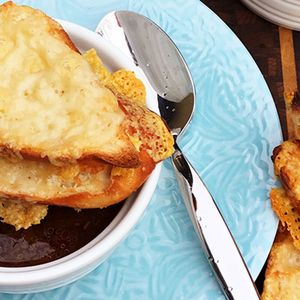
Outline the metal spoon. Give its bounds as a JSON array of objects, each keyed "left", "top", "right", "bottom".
[{"left": 96, "top": 11, "right": 260, "bottom": 300}]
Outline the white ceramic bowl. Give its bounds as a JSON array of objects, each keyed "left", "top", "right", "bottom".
[
  {"left": 0, "top": 20, "right": 161, "bottom": 294},
  {"left": 241, "top": 0, "right": 300, "bottom": 30}
]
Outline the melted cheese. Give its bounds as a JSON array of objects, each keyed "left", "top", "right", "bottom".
[
  {"left": 0, "top": 5, "right": 132, "bottom": 164},
  {"left": 0, "top": 158, "right": 112, "bottom": 199}
]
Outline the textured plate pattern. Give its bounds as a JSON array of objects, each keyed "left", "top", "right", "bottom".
[{"left": 0, "top": 0, "right": 282, "bottom": 299}]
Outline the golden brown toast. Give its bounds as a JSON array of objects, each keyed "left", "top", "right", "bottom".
[
  {"left": 262, "top": 227, "right": 300, "bottom": 300},
  {"left": 263, "top": 92, "right": 300, "bottom": 298},
  {"left": 0, "top": 150, "right": 154, "bottom": 209},
  {"left": 0, "top": 1, "right": 139, "bottom": 167},
  {"left": 0, "top": 3, "right": 174, "bottom": 229},
  {"left": 0, "top": 41, "right": 171, "bottom": 210},
  {"left": 272, "top": 140, "right": 300, "bottom": 212},
  {"left": 270, "top": 188, "right": 300, "bottom": 251},
  {"left": 0, "top": 157, "right": 111, "bottom": 205},
  {"left": 0, "top": 42, "right": 171, "bottom": 213}
]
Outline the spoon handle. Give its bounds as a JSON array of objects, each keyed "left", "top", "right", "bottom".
[{"left": 172, "top": 144, "right": 260, "bottom": 300}]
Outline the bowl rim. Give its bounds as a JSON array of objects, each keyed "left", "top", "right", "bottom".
[
  {"left": 241, "top": 0, "right": 300, "bottom": 30},
  {"left": 0, "top": 19, "right": 161, "bottom": 287}
]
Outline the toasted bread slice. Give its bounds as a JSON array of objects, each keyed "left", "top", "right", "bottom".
[
  {"left": 46, "top": 150, "right": 155, "bottom": 208},
  {"left": 262, "top": 227, "right": 300, "bottom": 300},
  {"left": 263, "top": 91, "right": 300, "bottom": 298},
  {"left": 270, "top": 188, "right": 300, "bottom": 251},
  {"left": 0, "top": 4, "right": 173, "bottom": 225},
  {"left": 0, "top": 157, "right": 111, "bottom": 202},
  {"left": 272, "top": 140, "right": 300, "bottom": 211},
  {"left": 0, "top": 150, "right": 154, "bottom": 209},
  {"left": 0, "top": 1, "right": 139, "bottom": 167},
  {"left": 0, "top": 100, "right": 158, "bottom": 209},
  {"left": 0, "top": 42, "right": 170, "bottom": 211}
]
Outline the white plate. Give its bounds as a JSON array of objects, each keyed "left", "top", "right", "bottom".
[{"left": 241, "top": 0, "right": 300, "bottom": 30}]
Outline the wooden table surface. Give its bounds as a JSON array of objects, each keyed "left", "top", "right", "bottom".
[{"left": 201, "top": 0, "right": 298, "bottom": 294}]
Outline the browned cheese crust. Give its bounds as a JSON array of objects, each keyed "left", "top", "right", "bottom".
[{"left": 273, "top": 140, "right": 300, "bottom": 212}]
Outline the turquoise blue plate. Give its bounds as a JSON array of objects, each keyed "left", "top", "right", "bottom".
[{"left": 0, "top": 0, "right": 282, "bottom": 299}]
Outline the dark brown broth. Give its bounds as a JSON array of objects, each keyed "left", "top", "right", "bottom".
[{"left": 0, "top": 203, "right": 123, "bottom": 267}]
